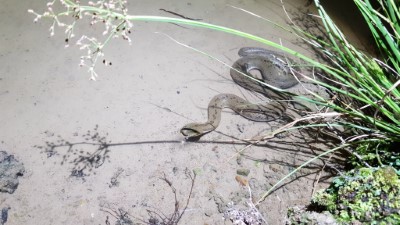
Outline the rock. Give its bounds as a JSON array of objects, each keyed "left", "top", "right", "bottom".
[
  {"left": 0, "top": 207, "right": 10, "bottom": 225},
  {"left": 287, "top": 206, "right": 338, "bottom": 225},
  {"left": 236, "top": 156, "right": 243, "bottom": 166},
  {"left": 172, "top": 166, "right": 178, "bottom": 175},
  {"left": 236, "top": 168, "right": 250, "bottom": 176},
  {"left": 0, "top": 151, "right": 25, "bottom": 194}
]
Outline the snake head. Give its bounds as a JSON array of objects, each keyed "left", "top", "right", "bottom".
[
  {"left": 180, "top": 123, "right": 214, "bottom": 141},
  {"left": 180, "top": 127, "right": 202, "bottom": 141}
]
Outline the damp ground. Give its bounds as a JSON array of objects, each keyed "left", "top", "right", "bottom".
[{"left": 0, "top": 0, "right": 371, "bottom": 224}]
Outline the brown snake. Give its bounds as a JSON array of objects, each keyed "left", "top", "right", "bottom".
[{"left": 180, "top": 47, "right": 300, "bottom": 139}]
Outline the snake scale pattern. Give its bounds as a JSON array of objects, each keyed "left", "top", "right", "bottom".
[{"left": 180, "top": 47, "right": 301, "bottom": 139}]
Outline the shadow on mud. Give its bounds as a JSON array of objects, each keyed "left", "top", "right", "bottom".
[
  {"left": 101, "top": 169, "right": 196, "bottom": 225},
  {"left": 34, "top": 125, "right": 112, "bottom": 177},
  {"left": 34, "top": 125, "right": 344, "bottom": 182}
]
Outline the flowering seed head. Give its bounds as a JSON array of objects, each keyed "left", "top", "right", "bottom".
[{"left": 30, "top": 0, "right": 133, "bottom": 79}]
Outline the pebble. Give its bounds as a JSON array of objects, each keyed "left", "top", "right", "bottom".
[{"left": 236, "top": 168, "right": 250, "bottom": 176}]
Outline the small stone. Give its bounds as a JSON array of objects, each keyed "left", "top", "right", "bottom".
[
  {"left": 172, "top": 167, "right": 179, "bottom": 175},
  {"left": 1, "top": 207, "right": 10, "bottom": 225},
  {"left": 0, "top": 151, "right": 25, "bottom": 194},
  {"left": 236, "top": 168, "right": 250, "bottom": 176},
  {"left": 236, "top": 156, "right": 243, "bottom": 166}
]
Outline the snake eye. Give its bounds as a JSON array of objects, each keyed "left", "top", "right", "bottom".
[{"left": 180, "top": 128, "right": 200, "bottom": 138}]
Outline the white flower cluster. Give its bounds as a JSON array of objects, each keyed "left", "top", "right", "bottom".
[{"left": 28, "top": 0, "right": 133, "bottom": 80}]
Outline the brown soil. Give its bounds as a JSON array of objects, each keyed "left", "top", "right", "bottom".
[{"left": 0, "top": 0, "right": 366, "bottom": 224}]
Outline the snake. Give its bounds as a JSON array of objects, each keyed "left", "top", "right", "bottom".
[{"left": 180, "top": 47, "right": 300, "bottom": 139}]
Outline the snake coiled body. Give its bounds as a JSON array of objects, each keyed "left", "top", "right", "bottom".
[{"left": 180, "top": 47, "right": 299, "bottom": 139}]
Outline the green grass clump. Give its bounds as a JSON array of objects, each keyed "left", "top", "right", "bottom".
[
  {"left": 336, "top": 0, "right": 400, "bottom": 170},
  {"left": 312, "top": 166, "right": 400, "bottom": 224},
  {"left": 351, "top": 141, "right": 400, "bottom": 170}
]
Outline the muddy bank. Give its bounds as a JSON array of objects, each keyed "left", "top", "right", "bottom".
[{"left": 0, "top": 0, "right": 366, "bottom": 224}]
